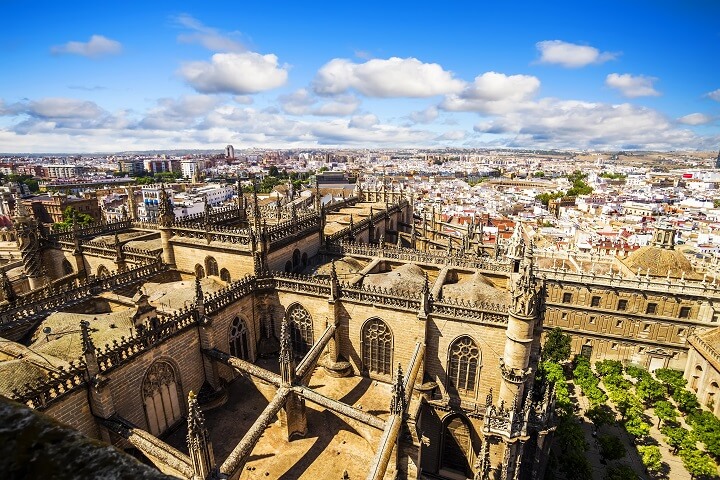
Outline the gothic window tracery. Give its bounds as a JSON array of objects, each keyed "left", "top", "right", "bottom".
[
  {"left": 361, "top": 318, "right": 393, "bottom": 376},
  {"left": 448, "top": 336, "right": 480, "bottom": 395},
  {"left": 142, "top": 361, "right": 182, "bottom": 436},
  {"left": 96, "top": 264, "right": 110, "bottom": 277},
  {"left": 229, "top": 316, "right": 250, "bottom": 360},
  {"left": 287, "top": 303, "right": 313, "bottom": 356}
]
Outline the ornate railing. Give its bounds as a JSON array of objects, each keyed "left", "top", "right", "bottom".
[
  {"left": 0, "top": 261, "right": 165, "bottom": 327},
  {"left": 46, "top": 220, "right": 131, "bottom": 243},
  {"left": 12, "top": 360, "right": 87, "bottom": 409},
  {"left": 95, "top": 308, "right": 197, "bottom": 373},
  {"left": 271, "top": 272, "right": 332, "bottom": 297},
  {"left": 341, "top": 283, "right": 421, "bottom": 311},
  {"left": 538, "top": 267, "right": 720, "bottom": 297},
  {"left": 326, "top": 242, "right": 513, "bottom": 273}
]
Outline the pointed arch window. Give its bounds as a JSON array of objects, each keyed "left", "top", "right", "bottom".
[
  {"left": 448, "top": 336, "right": 480, "bottom": 395},
  {"left": 440, "top": 415, "right": 472, "bottom": 477},
  {"left": 362, "top": 318, "right": 393, "bottom": 376},
  {"left": 142, "top": 361, "right": 182, "bottom": 436},
  {"left": 205, "top": 256, "right": 219, "bottom": 277},
  {"left": 229, "top": 317, "right": 250, "bottom": 360},
  {"left": 287, "top": 304, "right": 313, "bottom": 356}
]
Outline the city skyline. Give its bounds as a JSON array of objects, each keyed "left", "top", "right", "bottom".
[{"left": 1, "top": 0, "right": 719, "bottom": 153}]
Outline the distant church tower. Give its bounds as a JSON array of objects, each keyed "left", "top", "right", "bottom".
[
  {"left": 225, "top": 145, "right": 235, "bottom": 160},
  {"left": 715, "top": 149, "right": 720, "bottom": 169}
]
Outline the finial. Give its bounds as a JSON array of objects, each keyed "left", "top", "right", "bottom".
[
  {"left": 390, "top": 363, "right": 406, "bottom": 415},
  {"left": 280, "top": 319, "right": 292, "bottom": 363},
  {"left": 195, "top": 273, "right": 204, "bottom": 307},
  {"left": 80, "top": 319, "right": 94, "bottom": 354}
]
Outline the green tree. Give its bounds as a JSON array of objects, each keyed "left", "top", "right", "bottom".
[
  {"left": 661, "top": 425, "right": 696, "bottom": 454},
  {"left": 55, "top": 206, "right": 93, "bottom": 228},
  {"left": 586, "top": 404, "right": 616, "bottom": 430},
  {"left": 679, "top": 448, "right": 718, "bottom": 479},
  {"left": 268, "top": 166, "right": 280, "bottom": 177},
  {"left": 637, "top": 445, "right": 663, "bottom": 475},
  {"left": 653, "top": 400, "right": 677, "bottom": 427},
  {"left": 636, "top": 377, "right": 666, "bottom": 407},
  {"left": 598, "top": 434, "right": 626, "bottom": 461},
  {"left": 624, "top": 416, "right": 651, "bottom": 439},
  {"left": 604, "top": 464, "right": 638, "bottom": 480},
  {"left": 542, "top": 327, "right": 572, "bottom": 363},
  {"left": 674, "top": 389, "right": 701, "bottom": 414},
  {"left": 595, "top": 360, "right": 624, "bottom": 377},
  {"left": 655, "top": 368, "right": 687, "bottom": 393}
]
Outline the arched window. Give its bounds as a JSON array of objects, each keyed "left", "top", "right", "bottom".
[
  {"left": 693, "top": 365, "right": 703, "bottom": 392},
  {"left": 229, "top": 317, "right": 250, "bottom": 360},
  {"left": 220, "top": 268, "right": 231, "bottom": 282},
  {"left": 440, "top": 415, "right": 472, "bottom": 477},
  {"left": 301, "top": 252, "right": 308, "bottom": 268},
  {"left": 61, "top": 259, "right": 74, "bottom": 275},
  {"left": 142, "top": 361, "right": 182, "bottom": 436},
  {"left": 287, "top": 303, "right": 313, "bottom": 356},
  {"left": 96, "top": 264, "right": 110, "bottom": 277},
  {"left": 195, "top": 264, "right": 205, "bottom": 278},
  {"left": 448, "top": 336, "right": 480, "bottom": 395},
  {"left": 708, "top": 382, "right": 719, "bottom": 409},
  {"left": 205, "top": 256, "right": 219, "bottom": 277},
  {"left": 361, "top": 318, "right": 393, "bottom": 376},
  {"left": 292, "top": 249, "right": 301, "bottom": 269}
]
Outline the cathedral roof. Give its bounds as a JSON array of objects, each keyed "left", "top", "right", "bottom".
[
  {"left": 362, "top": 263, "right": 426, "bottom": 293},
  {"left": 620, "top": 245, "right": 700, "bottom": 279},
  {"left": 442, "top": 271, "right": 510, "bottom": 305}
]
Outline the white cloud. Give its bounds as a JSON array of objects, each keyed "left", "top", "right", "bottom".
[
  {"left": 536, "top": 40, "right": 617, "bottom": 68},
  {"left": 24, "top": 98, "right": 107, "bottom": 119},
  {"left": 180, "top": 52, "right": 288, "bottom": 94},
  {"left": 173, "top": 14, "right": 245, "bottom": 52},
  {"left": 441, "top": 72, "right": 540, "bottom": 114},
  {"left": 471, "top": 98, "right": 708, "bottom": 150},
  {"left": 313, "top": 57, "right": 465, "bottom": 97},
  {"left": 348, "top": 114, "right": 378, "bottom": 129},
  {"left": 278, "top": 89, "right": 359, "bottom": 116},
  {"left": 436, "top": 130, "right": 466, "bottom": 141},
  {"left": 140, "top": 95, "right": 220, "bottom": 130},
  {"left": 409, "top": 106, "right": 439, "bottom": 124},
  {"left": 606, "top": 73, "right": 660, "bottom": 98},
  {"left": 707, "top": 89, "right": 720, "bottom": 102},
  {"left": 677, "top": 113, "right": 713, "bottom": 125},
  {"left": 51, "top": 35, "right": 122, "bottom": 58}
]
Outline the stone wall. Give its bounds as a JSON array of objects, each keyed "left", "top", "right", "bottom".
[
  {"left": 43, "top": 388, "right": 100, "bottom": 439},
  {"left": 106, "top": 328, "right": 205, "bottom": 432},
  {"left": 171, "top": 240, "right": 254, "bottom": 280}
]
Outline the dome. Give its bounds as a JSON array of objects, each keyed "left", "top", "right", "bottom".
[
  {"left": 363, "top": 263, "right": 426, "bottom": 293},
  {"left": 621, "top": 245, "right": 700, "bottom": 279},
  {"left": 442, "top": 271, "right": 510, "bottom": 305}
]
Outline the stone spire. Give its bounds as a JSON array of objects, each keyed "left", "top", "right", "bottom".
[
  {"left": 252, "top": 178, "right": 261, "bottom": 230},
  {"left": 186, "top": 391, "right": 217, "bottom": 480},
  {"left": 13, "top": 186, "right": 43, "bottom": 289},
  {"left": 157, "top": 184, "right": 175, "bottom": 227},
  {"left": 279, "top": 319, "right": 295, "bottom": 386},
  {"left": 113, "top": 232, "right": 125, "bottom": 271},
  {"left": 194, "top": 273, "right": 205, "bottom": 316},
  {"left": 80, "top": 319, "right": 95, "bottom": 355},
  {"left": 1, "top": 269, "right": 16, "bottom": 305},
  {"left": 330, "top": 259, "right": 340, "bottom": 301},
  {"left": 390, "top": 363, "right": 406, "bottom": 415}
]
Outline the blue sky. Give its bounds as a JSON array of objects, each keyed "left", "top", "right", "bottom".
[{"left": 0, "top": 0, "right": 719, "bottom": 153}]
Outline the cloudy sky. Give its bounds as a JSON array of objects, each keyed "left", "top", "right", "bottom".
[{"left": 1, "top": 0, "right": 719, "bottom": 153}]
